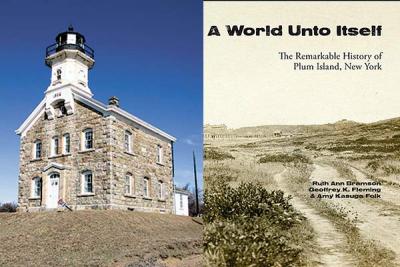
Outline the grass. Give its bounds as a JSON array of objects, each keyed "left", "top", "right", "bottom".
[
  {"left": 0, "top": 210, "right": 203, "bottom": 266},
  {"left": 204, "top": 157, "right": 281, "bottom": 188},
  {"left": 325, "top": 160, "right": 356, "bottom": 180}
]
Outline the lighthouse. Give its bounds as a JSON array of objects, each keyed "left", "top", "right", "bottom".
[
  {"left": 43, "top": 26, "right": 95, "bottom": 119},
  {"left": 15, "top": 27, "right": 176, "bottom": 212}
]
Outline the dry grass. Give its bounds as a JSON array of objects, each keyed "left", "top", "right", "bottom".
[{"left": 0, "top": 210, "right": 203, "bottom": 267}]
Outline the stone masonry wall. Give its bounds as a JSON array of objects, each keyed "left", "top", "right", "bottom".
[
  {"left": 18, "top": 100, "right": 110, "bottom": 210},
  {"left": 18, "top": 99, "right": 174, "bottom": 213},
  {"left": 108, "top": 115, "right": 174, "bottom": 213}
]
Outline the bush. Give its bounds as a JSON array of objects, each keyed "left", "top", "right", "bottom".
[
  {"left": 366, "top": 160, "right": 381, "bottom": 172},
  {"left": 204, "top": 218, "right": 303, "bottom": 267},
  {"left": 0, "top": 202, "right": 17, "bottom": 212},
  {"left": 258, "top": 153, "right": 310, "bottom": 164},
  {"left": 204, "top": 147, "right": 235, "bottom": 161},
  {"left": 203, "top": 181, "right": 306, "bottom": 266}
]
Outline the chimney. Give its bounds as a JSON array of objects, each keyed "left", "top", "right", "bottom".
[{"left": 108, "top": 96, "right": 120, "bottom": 107}]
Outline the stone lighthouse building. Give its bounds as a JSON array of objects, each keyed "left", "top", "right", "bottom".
[{"left": 16, "top": 27, "right": 176, "bottom": 213}]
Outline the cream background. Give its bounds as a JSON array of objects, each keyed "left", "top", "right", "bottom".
[{"left": 204, "top": 2, "right": 400, "bottom": 128}]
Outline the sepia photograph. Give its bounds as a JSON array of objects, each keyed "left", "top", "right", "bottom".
[
  {"left": 204, "top": 1, "right": 400, "bottom": 266},
  {"left": 0, "top": 1, "right": 203, "bottom": 266}
]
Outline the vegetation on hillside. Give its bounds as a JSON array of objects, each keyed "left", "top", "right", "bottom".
[
  {"left": 258, "top": 153, "right": 310, "bottom": 164},
  {"left": 0, "top": 202, "right": 17, "bottom": 212},
  {"left": 203, "top": 180, "right": 314, "bottom": 267},
  {"left": 204, "top": 147, "right": 235, "bottom": 161}
]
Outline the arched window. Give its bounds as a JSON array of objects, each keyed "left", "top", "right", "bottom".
[
  {"left": 50, "top": 173, "right": 60, "bottom": 179},
  {"left": 31, "top": 177, "right": 42, "bottom": 198},
  {"left": 56, "top": 69, "right": 62, "bottom": 80},
  {"left": 143, "top": 177, "right": 150, "bottom": 198},
  {"left": 81, "top": 171, "right": 93, "bottom": 194},
  {"left": 33, "top": 140, "right": 42, "bottom": 159},
  {"left": 125, "top": 173, "right": 133, "bottom": 195},
  {"left": 82, "top": 128, "right": 93, "bottom": 150}
]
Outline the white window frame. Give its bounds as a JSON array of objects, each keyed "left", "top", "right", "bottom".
[
  {"left": 125, "top": 173, "right": 133, "bottom": 195},
  {"left": 82, "top": 128, "right": 93, "bottom": 150},
  {"left": 31, "top": 177, "right": 41, "bottom": 198},
  {"left": 157, "top": 145, "right": 163, "bottom": 164},
  {"left": 124, "top": 131, "right": 132, "bottom": 153},
  {"left": 51, "top": 136, "right": 59, "bottom": 156},
  {"left": 143, "top": 177, "right": 150, "bottom": 198},
  {"left": 33, "top": 140, "right": 42, "bottom": 159},
  {"left": 158, "top": 181, "right": 165, "bottom": 200},
  {"left": 81, "top": 171, "right": 94, "bottom": 194},
  {"left": 63, "top": 133, "right": 71, "bottom": 154}
]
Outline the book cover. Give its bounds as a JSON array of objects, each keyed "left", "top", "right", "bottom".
[{"left": 204, "top": 1, "right": 400, "bottom": 266}]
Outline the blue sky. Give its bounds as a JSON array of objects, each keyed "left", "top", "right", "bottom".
[{"left": 0, "top": 0, "right": 203, "bottom": 203}]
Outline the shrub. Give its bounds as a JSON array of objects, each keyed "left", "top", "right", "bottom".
[
  {"left": 203, "top": 181, "right": 306, "bottom": 266},
  {"left": 258, "top": 153, "right": 310, "bottom": 164},
  {"left": 204, "top": 147, "right": 235, "bottom": 161},
  {"left": 0, "top": 202, "right": 17, "bottom": 212},
  {"left": 366, "top": 160, "right": 381, "bottom": 172},
  {"left": 381, "top": 164, "right": 400, "bottom": 175},
  {"left": 204, "top": 218, "right": 303, "bottom": 267}
]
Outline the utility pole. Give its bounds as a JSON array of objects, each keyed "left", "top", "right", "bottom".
[{"left": 193, "top": 150, "right": 199, "bottom": 216}]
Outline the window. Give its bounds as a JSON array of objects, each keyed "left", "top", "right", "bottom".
[
  {"left": 157, "top": 145, "right": 163, "bottom": 164},
  {"left": 60, "top": 105, "right": 67, "bottom": 115},
  {"left": 124, "top": 131, "right": 132, "bottom": 152},
  {"left": 143, "top": 177, "right": 150, "bottom": 198},
  {"left": 63, "top": 133, "right": 70, "bottom": 154},
  {"left": 179, "top": 194, "right": 183, "bottom": 208},
  {"left": 158, "top": 181, "right": 165, "bottom": 200},
  {"left": 82, "top": 171, "right": 93, "bottom": 194},
  {"left": 54, "top": 101, "right": 67, "bottom": 116},
  {"left": 31, "top": 177, "right": 42, "bottom": 198},
  {"left": 33, "top": 140, "right": 42, "bottom": 159},
  {"left": 56, "top": 69, "right": 62, "bottom": 80},
  {"left": 83, "top": 128, "right": 93, "bottom": 150},
  {"left": 51, "top": 136, "right": 59, "bottom": 156},
  {"left": 125, "top": 173, "right": 132, "bottom": 195}
]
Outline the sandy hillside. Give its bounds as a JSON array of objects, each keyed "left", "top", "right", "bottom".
[{"left": 0, "top": 210, "right": 203, "bottom": 267}]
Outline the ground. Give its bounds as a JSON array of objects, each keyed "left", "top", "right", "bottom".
[
  {"left": 0, "top": 210, "right": 203, "bottom": 267},
  {"left": 205, "top": 118, "right": 400, "bottom": 266}
]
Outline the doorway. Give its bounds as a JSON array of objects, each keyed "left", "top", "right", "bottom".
[{"left": 46, "top": 173, "right": 60, "bottom": 208}]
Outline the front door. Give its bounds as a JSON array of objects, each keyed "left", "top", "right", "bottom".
[{"left": 47, "top": 173, "right": 60, "bottom": 208}]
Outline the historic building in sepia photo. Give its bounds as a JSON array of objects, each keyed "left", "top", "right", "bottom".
[{"left": 16, "top": 27, "right": 176, "bottom": 213}]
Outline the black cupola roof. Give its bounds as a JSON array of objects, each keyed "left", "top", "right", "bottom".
[{"left": 45, "top": 25, "right": 94, "bottom": 60}]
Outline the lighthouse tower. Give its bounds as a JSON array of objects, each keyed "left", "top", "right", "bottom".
[
  {"left": 16, "top": 26, "right": 176, "bottom": 213},
  {"left": 44, "top": 26, "right": 95, "bottom": 119}
]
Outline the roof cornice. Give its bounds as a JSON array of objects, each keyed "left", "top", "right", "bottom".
[
  {"left": 16, "top": 89, "right": 176, "bottom": 142},
  {"left": 72, "top": 91, "right": 176, "bottom": 142},
  {"left": 15, "top": 99, "right": 46, "bottom": 136}
]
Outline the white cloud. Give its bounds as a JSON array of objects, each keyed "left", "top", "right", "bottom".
[{"left": 183, "top": 138, "right": 196, "bottom": 145}]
